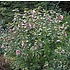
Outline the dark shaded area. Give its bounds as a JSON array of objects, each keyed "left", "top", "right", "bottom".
[
  {"left": 0, "top": 1, "right": 70, "bottom": 23},
  {"left": 58, "top": 1, "right": 70, "bottom": 12}
]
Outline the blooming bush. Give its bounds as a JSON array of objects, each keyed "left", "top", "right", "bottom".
[{"left": 0, "top": 8, "right": 70, "bottom": 70}]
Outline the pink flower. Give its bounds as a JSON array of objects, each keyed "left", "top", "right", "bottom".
[
  {"left": 30, "top": 46, "right": 36, "bottom": 51},
  {"left": 22, "top": 41, "right": 25, "bottom": 48},
  {"left": 59, "top": 15, "right": 63, "bottom": 20},
  {"left": 1, "top": 44, "right": 5, "bottom": 48},
  {"left": 31, "top": 10, "right": 35, "bottom": 15},
  {"left": 40, "top": 43, "right": 42, "bottom": 47},
  {"left": 32, "top": 46, "right": 35, "bottom": 50},
  {"left": 8, "top": 29, "right": 13, "bottom": 32},
  {"left": 31, "top": 10, "right": 35, "bottom": 18},
  {"left": 47, "top": 17, "right": 51, "bottom": 21},
  {"left": 25, "top": 23, "right": 32, "bottom": 29},
  {"left": 2, "top": 37, "right": 5, "bottom": 41},
  {"left": 31, "top": 15, "right": 34, "bottom": 18},
  {"left": 16, "top": 50, "right": 20, "bottom": 55},
  {"left": 25, "top": 23, "right": 30, "bottom": 27}
]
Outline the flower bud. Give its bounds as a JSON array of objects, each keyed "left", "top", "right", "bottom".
[
  {"left": 64, "top": 32, "right": 67, "bottom": 37},
  {"left": 22, "top": 41, "right": 25, "bottom": 48},
  {"left": 40, "top": 43, "right": 42, "bottom": 47},
  {"left": 1, "top": 44, "right": 5, "bottom": 49},
  {"left": 61, "top": 49, "right": 65, "bottom": 54},
  {"left": 16, "top": 50, "right": 20, "bottom": 55},
  {"left": 59, "top": 15, "right": 63, "bottom": 20}
]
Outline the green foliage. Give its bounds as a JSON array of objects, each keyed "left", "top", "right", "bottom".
[
  {"left": 0, "top": 1, "right": 61, "bottom": 23},
  {"left": 0, "top": 1, "right": 70, "bottom": 25},
  {"left": 0, "top": 7, "right": 70, "bottom": 70}
]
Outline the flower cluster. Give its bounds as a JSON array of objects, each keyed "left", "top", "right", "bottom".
[{"left": 0, "top": 8, "right": 70, "bottom": 70}]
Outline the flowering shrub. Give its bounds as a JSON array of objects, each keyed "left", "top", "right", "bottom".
[{"left": 0, "top": 8, "right": 70, "bottom": 70}]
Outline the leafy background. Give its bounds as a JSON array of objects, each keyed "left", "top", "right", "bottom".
[{"left": 0, "top": 1, "right": 70, "bottom": 70}]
